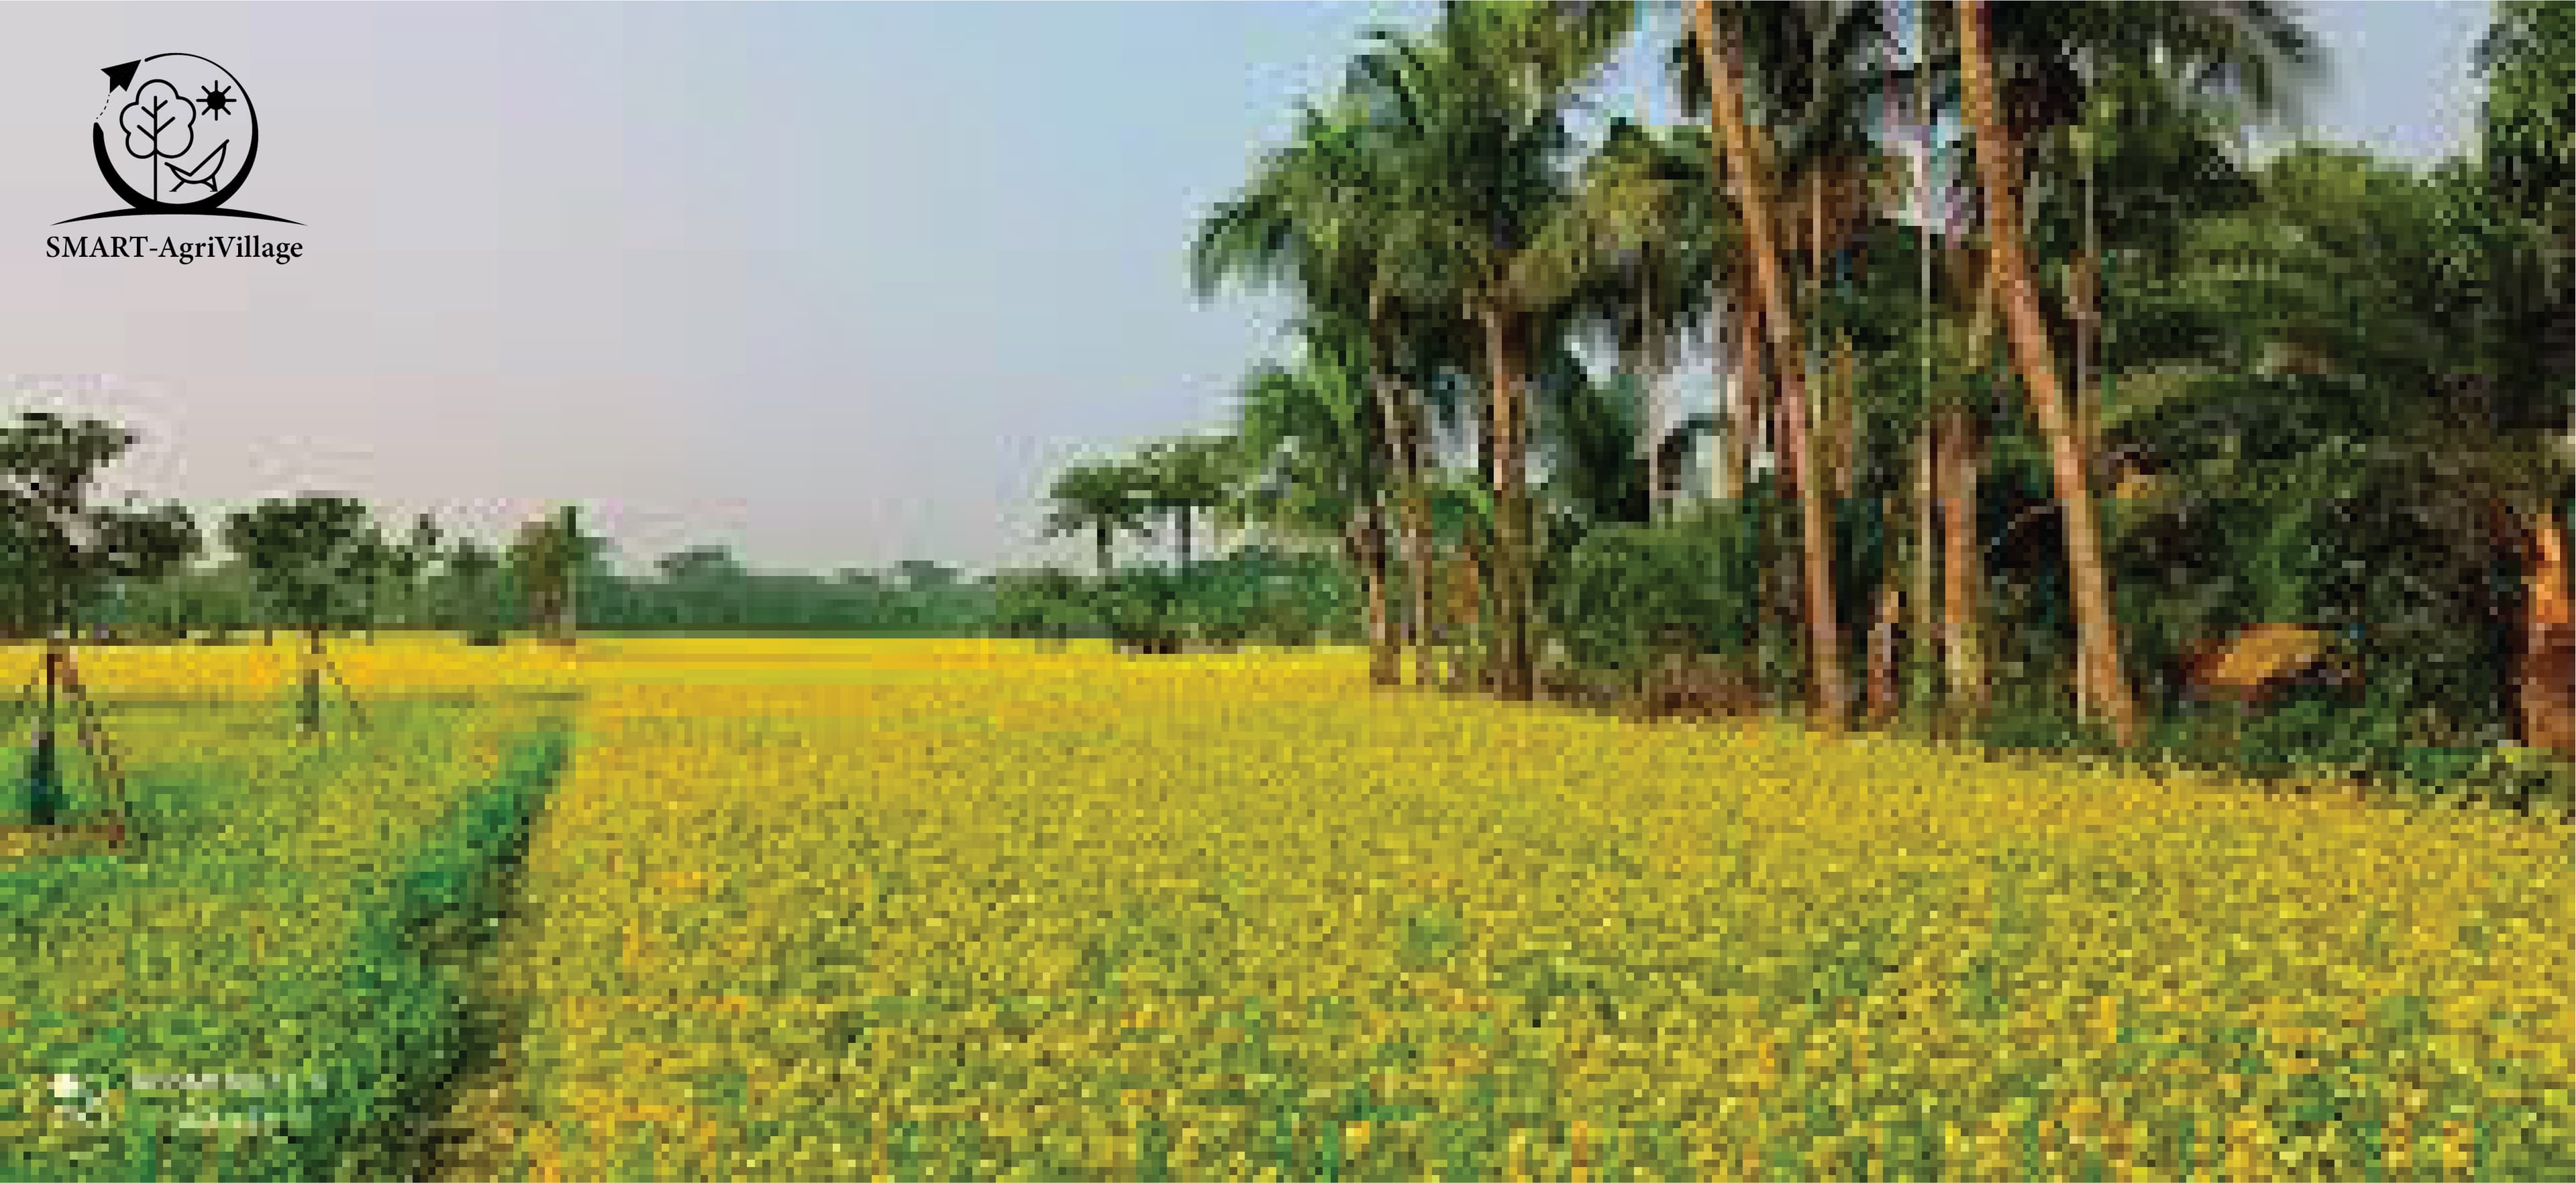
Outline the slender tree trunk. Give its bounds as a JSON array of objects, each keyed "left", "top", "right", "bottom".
[
  {"left": 1713, "top": 284, "right": 1743, "bottom": 503},
  {"left": 1356, "top": 508, "right": 1397, "bottom": 687},
  {"left": 1868, "top": 574, "right": 1901, "bottom": 724},
  {"left": 1834, "top": 341, "right": 1860, "bottom": 498},
  {"left": 2521, "top": 504, "right": 2575, "bottom": 755},
  {"left": 1959, "top": 0, "right": 2136, "bottom": 745},
  {"left": 1939, "top": 408, "right": 1988, "bottom": 718},
  {"left": 1177, "top": 506, "right": 1194, "bottom": 571},
  {"left": 1094, "top": 524, "right": 1112, "bottom": 581},
  {"left": 1635, "top": 339, "right": 1662, "bottom": 524},
  {"left": 1479, "top": 306, "right": 1534, "bottom": 701},
  {"left": 559, "top": 567, "right": 578, "bottom": 648},
  {"left": 1730, "top": 274, "right": 1765, "bottom": 498},
  {"left": 1911, "top": 420, "right": 1940, "bottom": 713},
  {"left": 1449, "top": 538, "right": 1483, "bottom": 693},
  {"left": 1372, "top": 371, "right": 1429, "bottom": 687},
  {"left": 1695, "top": 0, "right": 1846, "bottom": 732},
  {"left": 303, "top": 626, "right": 325, "bottom": 734},
  {"left": 1401, "top": 405, "right": 1437, "bottom": 690}
]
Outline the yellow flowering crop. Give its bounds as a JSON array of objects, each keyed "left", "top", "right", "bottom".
[{"left": 431, "top": 639, "right": 2569, "bottom": 1180}]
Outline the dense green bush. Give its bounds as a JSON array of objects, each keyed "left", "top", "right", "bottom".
[{"left": 1544, "top": 507, "right": 1762, "bottom": 686}]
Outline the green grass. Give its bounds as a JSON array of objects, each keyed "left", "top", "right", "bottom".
[{"left": 1, "top": 700, "right": 571, "bottom": 1182}]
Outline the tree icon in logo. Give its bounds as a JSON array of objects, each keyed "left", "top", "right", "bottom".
[
  {"left": 119, "top": 80, "right": 196, "bottom": 203},
  {"left": 60, "top": 53, "right": 299, "bottom": 225}
]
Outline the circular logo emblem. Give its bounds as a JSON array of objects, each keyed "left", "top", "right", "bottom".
[{"left": 68, "top": 54, "right": 295, "bottom": 223}]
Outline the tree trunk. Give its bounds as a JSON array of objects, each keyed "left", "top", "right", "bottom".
[
  {"left": 1868, "top": 575, "right": 1902, "bottom": 724},
  {"left": 1401, "top": 404, "right": 1437, "bottom": 690},
  {"left": 1373, "top": 371, "right": 1430, "bottom": 687},
  {"left": 1094, "top": 524, "right": 1113, "bottom": 581},
  {"left": 2520, "top": 504, "right": 2575, "bottom": 756},
  {"left": 1695, "top": 0, "right": 1846, "bottom": 732},
  {"left": 1911, "top": 420, "right": 1940, "bottom": 713},
  {"left": 1177, "top": 506, "right": 1194, "bottom": 571},
  {"left": 303, "top": 627, "right": 325, "bottom": 734},
  {"left": 1448, "top": 539, "right": 1483, "bottom": 693},
  {"left": 1833, "top": 341, "right": 1860, "bottom": 498},
  {"left": 558, "top": 568, "right": 578, "bottom": 648},
  {"left": 1958, "top": 0, "right": 2136, "bottom": 746},
  {"left": 1939, "top": 408, "right": 1988, "bottom": 717},
  {"left": 1356, "top": 508, "right": 1397, "bottom": 687},
  {"left": 1725, "top": 274, "right": 1764, "bottom": 501},
  {"left": 1479, "top": 306, "right": 1534, "bottom": 701}
]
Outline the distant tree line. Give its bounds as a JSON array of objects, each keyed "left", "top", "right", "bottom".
[{"left": 0, "top": 402, "right": 1359, "bottom": 651}]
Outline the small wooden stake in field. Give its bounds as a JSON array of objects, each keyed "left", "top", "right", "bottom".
[{"left": 5, "top": 636, "right": 136, "bottom": 853}]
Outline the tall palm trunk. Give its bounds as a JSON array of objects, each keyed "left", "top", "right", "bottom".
[
  {"left": 1448, "top": 536, "right": 1485, "bottom": 693},
  {"left": 1958, "top": 0, "right": 2136, "bottom": 745},
  {"left": 1694, "top": 0, "right": 1847, "bottom": 732},
  {"left": 1350, "top": 506, "right": 1397, "bottom": 687},
  {"left": 1723, "top": 274, "right": 1764, "bottom": 502},
  {"left": 1401, "top": 411, "right": 1436, "bottom": 689},
  {"left": 1867, "top": 575, "right": 1902, "bottom": 724},
  {"left": 1479, "top": 306, "right": 1535, "bottom": 701},
  {"left": 1635, "top": 276, "right": 1664, "bottom": 524},
  {"left": 2521, "top": 505, "right": 2575, "bottom": 755},
  {"left": 1373, "top": 370, "right": 1437, "bottom": 689},
  {"left": 1911, "top": 420, "right": 1939, "bottom": 713},
  {"left": 1937, "top": 408, "right": 1987, "bottom": 718}
]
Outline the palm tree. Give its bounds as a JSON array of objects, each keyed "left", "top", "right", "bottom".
[
  {"left": 1346, "top": 0, "right": 1634, "bottom": 701},
  {"left": 1688, "top": 0, "right": 1849, "bottom": 730},
  {"left": 1193, "top": 98, "right": 1458, "bottom": 688},
  {"left": 1044, "top": 462, "right": 1153, "bottom": 579},
  {"left": 1138, "top": 434, "right": 1236, "bottom": 570},
  {"left": 1232, "top": 323, "right": 1401, "bottom": 684},
  {"left": 1567, "top": 119, "right": 1735, "bottom": 522},
  {"left": 1945, "top": 0, "right": 2319, "bottom": 744}
]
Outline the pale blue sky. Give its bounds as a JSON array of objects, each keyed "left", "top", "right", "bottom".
[{"left": 0, "top": 1, "right": 2492, "bottom": 576}]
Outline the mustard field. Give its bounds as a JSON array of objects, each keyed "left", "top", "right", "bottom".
[
  {"left": 458, "top": 638, "right": 2567, "bottom": 1182},
  {"left": 7, "top": 638, "right": 2570, "bottom": 1181}
]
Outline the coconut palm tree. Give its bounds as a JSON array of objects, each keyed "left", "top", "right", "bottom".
[
  {"left": 1345, "top": 0, "right": 1634, "bottom": 701},
  {"left": 1193, "top": 95, "right": 1468, "bottom": 689},
  {"left": 1231, "top": 323, "right": 1401, "bottom": 684},
  {"left": 1566, "top": 118, "right": 1735, "bottom": 522},
  {"left": 1946, "top": 0, "right": 2319, "bottom": 744},
  {"left": 1044, "top": 462, "right": 1153, "bottom": 580},
  {"left": 1686, "top": 0, "right": 1851, "bottom": 730},
  {"left": 1136, "top": 434, "right": 1236, "bottom": 571}
]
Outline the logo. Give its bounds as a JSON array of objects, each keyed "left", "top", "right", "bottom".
[{"left": 60, "top": 54, "right": 298, "bottom": 225}]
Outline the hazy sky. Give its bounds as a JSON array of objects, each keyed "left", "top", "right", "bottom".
[{"left": 0, "top": 1, "right": 2493, "bottom": 576}]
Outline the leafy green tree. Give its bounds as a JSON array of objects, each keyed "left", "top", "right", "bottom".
[
  {"left": 222, "top": 495, "right": 379, "bottom": 732},
  {"left": 508, "top": 505, "right": 608, "bottom": 646},
  {"left": 0, "top": 412, "right": 201, "bottom": 638},
  {"left": 442, "top": 538, "right": 501, "bottom": 640},
  {"left": 0, "top": 410, "right": 197, "bottom": 823}
]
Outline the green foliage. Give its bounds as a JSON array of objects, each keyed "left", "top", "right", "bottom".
[
  {"left": 0, "top": 703, "right": 570, "bottom": 1180},
  {"left": 1544, "top": 508, "right": 1760, "bottom": 681},
  {"left": 0, "top": 411, "right": 200, "bottom": 634},
  {"left": 2476, "top": 0, "right": 2575, "bottom": 235},
  {"left": 1000, "top": 549, "right": 1361, "bottom": 653},
  {"left": 221, "top": 495, "right": 379, "bottom": 632}
]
